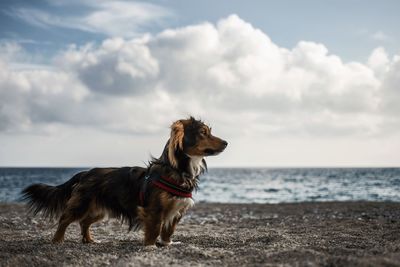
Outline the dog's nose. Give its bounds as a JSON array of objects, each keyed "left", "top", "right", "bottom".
[{"left": 222, "top": 140, "right": 228, "bottom": 148}]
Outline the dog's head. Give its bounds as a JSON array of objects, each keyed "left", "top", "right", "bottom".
[{"left": 168, "top": 117, "right": 227, "bottom": 168}]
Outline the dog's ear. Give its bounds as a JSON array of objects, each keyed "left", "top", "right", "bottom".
[{"left": 168, "top": 120, "right": 184, "bottom": 168}]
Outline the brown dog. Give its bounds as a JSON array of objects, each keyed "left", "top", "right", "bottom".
[{"left": 22, "top": 117, "right": 227, "bottom": 246}]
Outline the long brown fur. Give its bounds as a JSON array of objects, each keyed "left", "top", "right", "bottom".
[
  {"left": 21, "top": 117, "right": 227, "bottom": 246},
  {"left": 168, "top": 120, "right": 185, "bottom": 168}
]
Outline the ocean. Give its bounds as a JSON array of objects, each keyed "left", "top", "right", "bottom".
[{"left": 0, "top": 167, "right": 399, "bottom": 203}]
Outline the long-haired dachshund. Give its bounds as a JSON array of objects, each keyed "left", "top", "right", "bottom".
[{"left": 22, "top": 117, "right": 227, "bottom": 246}]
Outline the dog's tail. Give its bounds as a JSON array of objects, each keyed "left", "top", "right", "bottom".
[{"left": 21, "top": 171, "right": 86, "bottom": 219}]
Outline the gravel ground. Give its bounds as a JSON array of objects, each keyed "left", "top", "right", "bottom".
[{"left": 1, "top": 201, "right": 400, "bottom": 267}]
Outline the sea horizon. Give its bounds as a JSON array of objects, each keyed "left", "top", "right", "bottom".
[
  {"left": 1, "top": 167, "right": 399, "bottom": 204},
  {"left": 1, "top": 166, "right": 399, "bottom": 169}
]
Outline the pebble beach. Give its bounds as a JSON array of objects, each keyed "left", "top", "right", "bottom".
[{"left": 1, "top": 201, "right": 400, "bottom": 266}]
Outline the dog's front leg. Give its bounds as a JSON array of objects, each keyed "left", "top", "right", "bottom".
[
  {"left": 159, "top": 215, "right": 182, "bottom": 246},
  {"left": 143, "top": 212, "right": 162, "bottom": 246}
]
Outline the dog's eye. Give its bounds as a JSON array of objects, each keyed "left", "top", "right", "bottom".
[{"left": 200, "top": 129, "right": 207, "bottom": 136}]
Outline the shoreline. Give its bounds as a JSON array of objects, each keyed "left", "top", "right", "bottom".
[{"left": 1, "top": 201, "right": 400, "bottom": 266}]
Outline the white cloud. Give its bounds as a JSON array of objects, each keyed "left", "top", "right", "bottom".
[
  {"left": 8, "top": 0, "right": 172, "bottom": 37},
  {"left": 1, "top": 14, "right": 400, "bottom": 140},
  {"left": 371, "top": 31, "right": 390, "bottom": 42},
  {"left": 368, "top": 47, "right": 389, "bottom": 75},
  {"left": 58, "top": 37, "right": 160, "bottom": 95},
  {"left": 380, "top": 55, "right": 400, "bottom": 115},
  {"left": 0, "top": 42, "right": 23, "bottom": 61},
  {"left": 0, "top": 56, "right": 89, "bottom": 132}
]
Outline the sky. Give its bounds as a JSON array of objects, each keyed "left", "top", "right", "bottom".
[{"left": 0, "top": 0, "right": 399, "bottom": 167}]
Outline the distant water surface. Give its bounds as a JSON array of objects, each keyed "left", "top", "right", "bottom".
[{"left": 0, "top": 167, "right": 399, "bottom": 203}]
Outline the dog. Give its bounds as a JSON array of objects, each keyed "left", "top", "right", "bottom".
[{"left": 22, "top": 117, "right": 227, "bottom": 246}]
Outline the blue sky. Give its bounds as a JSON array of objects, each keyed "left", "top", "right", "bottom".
[
  {"left": 0, "top": 0, "right": 399, "bottom": 167},
  {"left": 1, "top": 0, "right": 399, "bottom": 61}
]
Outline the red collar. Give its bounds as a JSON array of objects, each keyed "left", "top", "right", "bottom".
[
  {"left": 152, "top": 175, "right": 192, "bottom": 198},
  {"left": 139, "top": 173, "right": 193, "bottom": 206}
]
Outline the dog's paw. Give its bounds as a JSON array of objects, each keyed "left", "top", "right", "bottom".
[
  {"left": 157, "top": 240, "right": 182, "bottom": 247},
  {"left": 143, "top": 244, "right": 158, "bottom": 251},
  {"left": 82, "top": 238, "right": 97, "bottom": 244},
  {"left": 51, "top": 238, "right": 64, "bottom": 244}
]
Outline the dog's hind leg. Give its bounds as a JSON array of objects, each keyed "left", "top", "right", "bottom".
[
  {"left": 80, "top": 213, "right": 105, "bottom": 243},
  {"left": 52, "top": 212, "right": 76, "bottom": 243},
  {"left": 52, "top": 193, "right": 91, "bottom": 243}
]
